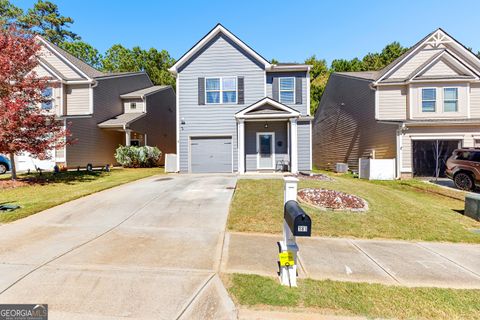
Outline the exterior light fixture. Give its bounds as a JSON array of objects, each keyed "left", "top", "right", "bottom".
[{"left": 264, "top": 122, "right": 268, "bottom": 128}]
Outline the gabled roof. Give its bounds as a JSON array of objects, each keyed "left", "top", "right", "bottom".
[
  {"left": 408, "top": 50, "right": 479, "bottom": 81},
  {"left": 35, "top": 35, "right": 105, "bottom": 79},
  {"left": 374, "top": 28, "right": 480, "bottom": 84},
  {"left": 169, "top": 24, "right": 271, "bottom": 74},
  {"left": 120, "top": 85, "right": 170, "bottom": 99},
  {"left": 235, "top": 97, "right": 300, "bottom": 119}
]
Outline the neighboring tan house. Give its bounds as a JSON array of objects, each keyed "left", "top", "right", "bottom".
[
  {"left": 313, "top": 28, "right": 480, "bottom": 178},
  {"left": 169, "top": 24, "right": 312, "bottom": 173},
  {"left": 15, "top": 36, "right": 176, "bottom": 171}
]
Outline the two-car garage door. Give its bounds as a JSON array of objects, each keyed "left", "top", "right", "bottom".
[{"left": 190, "top": 136, "right": 232, "bottom": 173}]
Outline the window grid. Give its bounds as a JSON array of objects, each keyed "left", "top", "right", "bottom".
[
  {"left": 41, "top": 87, "right": 54, "bottom": 111},
  {"left": 421, "top": 88, "right": 436, "bottom": 113},
  {"left": 279, "top": 77, "right": 295, "bottom": 104},
  {"left": 443, "top": 88, "right": 458, "bottom": 112},
  {"left": 205, "top": 77, "right": 237, "bottom": 104}
]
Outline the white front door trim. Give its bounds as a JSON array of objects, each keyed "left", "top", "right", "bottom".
[
  {"left": 290, "top": 118, "right": 298, "bottom": 173},
  {"left": 256, "top": 131, "right": 275, "bottom": 170}
]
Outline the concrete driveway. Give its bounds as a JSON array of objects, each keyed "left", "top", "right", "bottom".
[{"left": 0, "top": 174, "right": 238, "bottom": 319}]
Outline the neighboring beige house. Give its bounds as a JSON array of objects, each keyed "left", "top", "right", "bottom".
[
  {"left": 313, "top": 28, "right": 480, "bottom": 178},
  {"left": 15, "top": 36, "right": 176, "bottom": 171}
]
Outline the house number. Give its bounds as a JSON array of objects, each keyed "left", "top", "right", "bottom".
[{"left": 298, "top": 226, "right": 308, "bottom": 232}]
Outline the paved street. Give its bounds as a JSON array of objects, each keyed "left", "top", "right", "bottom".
[
  {"left": 0, "top": 174, "right": 237, "bottom": 320},
  {"left": 224, "top": 232, "right": 480, "bottom": 289}
]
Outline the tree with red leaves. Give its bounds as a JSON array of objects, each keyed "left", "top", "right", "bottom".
[{"left": 0, "top": 25, "right": 69, "bottom": 179}]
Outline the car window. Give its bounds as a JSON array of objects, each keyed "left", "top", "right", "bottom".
[
  {"left": 470, "top": 152, "right": 480, "bottom": 162},
  {"left": 456, "top": 151, "right": 470, "bottom": 160}
]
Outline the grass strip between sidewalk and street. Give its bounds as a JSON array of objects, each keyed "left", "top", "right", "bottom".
[
  {"left": 225, "top": 273, "right": 480, "bottom": 320},
  {"left": 228, "top": 173, "right": 480, "bottom": 243},
  {"left": 0, "top": 167, "right": 164, "bottom": 223}
]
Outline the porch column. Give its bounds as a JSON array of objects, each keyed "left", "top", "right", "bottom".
[
  {"left": 125, "top": 129, "right": 132, "bottom": 146},
  {"left": 238, "top": 119, "right": 245, "bottom": 174},
  {"left": 290, "top": 118, "right": 298, "bottom": 173}
]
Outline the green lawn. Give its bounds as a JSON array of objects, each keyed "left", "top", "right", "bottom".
[
  {"left": 226, "top": 274, "right": 480, "bottom": 320},
  {"left": 228, "top": 173, "right": 480, "bottom": 243},
  {"left": 0, "top": 167, "right": 164, "bottom": 223}
]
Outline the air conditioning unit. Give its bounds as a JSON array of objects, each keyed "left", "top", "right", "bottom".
[{"left": 335, "top": 163, "right": 348, "bottom": 173}]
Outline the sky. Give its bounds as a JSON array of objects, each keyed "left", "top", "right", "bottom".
[{"left": 14, "top": 0, "right": 480, "bottom": 64}]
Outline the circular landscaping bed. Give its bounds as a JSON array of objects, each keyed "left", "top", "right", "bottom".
[{"left": 298, "top": 188, "right": 368, "bottom": 212}]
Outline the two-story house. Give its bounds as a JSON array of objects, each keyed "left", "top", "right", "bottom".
[
  {"left": 169, "top": 24, "right": 312, "bottom": 173},
  {"left": 313, "top": 28, "right": 480, "bottom": 178},
  {"left": 15, "top": 36, "right": 176, "bottom": 171}
]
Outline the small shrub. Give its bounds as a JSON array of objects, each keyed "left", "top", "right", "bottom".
[{"left": 114, "top": 145, "right": 162, "bottom": 168}]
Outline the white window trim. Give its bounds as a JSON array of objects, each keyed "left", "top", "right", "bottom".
[
  {"left": 256, "top": 131, "right": 275, "bottom": 170},
  {"left": 205, "top": 76, "right": 238, "bottom": 104},
  {"left": 279, "top": 77, "right": 295, "bottom": 104},
  {"left": 443, "top": 87, "right": 459, "bottom": 112},
  {"left": 41, "top": 87, "right": 55, "bottom": 112},
  {"left": 421, "top": 87, "right": 436, "bottom": 113}
]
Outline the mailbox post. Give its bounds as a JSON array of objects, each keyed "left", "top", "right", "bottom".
[{"left": 279, "top": 177, "right": 311, "bottom": 287}]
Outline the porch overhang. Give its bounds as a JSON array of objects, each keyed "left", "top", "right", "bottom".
[
  {"left": 235, "top": 97, "right": 300, "bottom": 120},
  {"left": 97, "top": 112, "right": 146, "bottom": 130}
]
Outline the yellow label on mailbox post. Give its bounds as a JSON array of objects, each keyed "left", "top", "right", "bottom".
[{"left": 279, "top": 251, "right": 295, "bottom": 267}]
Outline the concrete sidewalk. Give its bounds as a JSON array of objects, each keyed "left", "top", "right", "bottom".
[{"left": 222, "top": 232, "right": 480, "bottom": 289}]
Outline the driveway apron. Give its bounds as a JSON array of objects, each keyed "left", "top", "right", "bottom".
[{"left": 0, "top": 174, "right": 237, "bottom": 320}]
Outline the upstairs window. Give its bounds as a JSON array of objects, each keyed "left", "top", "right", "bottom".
[
  {"left": 421, "top": 88, "right": 436, "bottom": 112},
  {"left": 279, "top": 77, "right": 295, "bottom": 104},
  {"left": 130, "top": 102, "right": 137, "bottom": 110},
  {"left": 41, "top": 87, "right": 53, "bottom": 110},
  {"left": 443, "top": 88, "right": 458, "bottom": 112},
  {"left": 206, "top": 77, "right": 237, "bottom": 104}
]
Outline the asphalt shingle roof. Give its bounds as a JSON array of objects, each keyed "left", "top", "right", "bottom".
[
  {"left": 97, "top": 113, "right": 146, "bottom": 128},
  {"left": 120, "top": 86, "right": 170, "bottom": 99}
]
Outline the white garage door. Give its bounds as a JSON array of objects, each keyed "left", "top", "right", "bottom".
[{"left": 190, "top": 137, "right": 232, "bottom": 173}]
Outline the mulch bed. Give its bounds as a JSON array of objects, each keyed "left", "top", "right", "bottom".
[
  {"left": 0, "top": 179, "right": 29, "bottom": 189},
  {"left": 298, "top": 188, "right": 368, "bottom": 212}
]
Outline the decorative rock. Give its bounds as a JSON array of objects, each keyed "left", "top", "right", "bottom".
[{"left": 298, "top": 188, "right": 368, "bottom": 212}]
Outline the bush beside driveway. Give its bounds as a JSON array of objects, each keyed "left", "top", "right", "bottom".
[
  {"left": 0, "top": 167, "right": 164, "bottom": 223},
  {"left": 228, "top": 173, "right": 480, "bottom": 243}
]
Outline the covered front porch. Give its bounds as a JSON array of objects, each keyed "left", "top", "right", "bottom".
[
  {"left": 97, "top": 113, "right": 147, "bottom": 147},
  {"left": 236, "top": 98, "right": 300, "bottom": 174}
]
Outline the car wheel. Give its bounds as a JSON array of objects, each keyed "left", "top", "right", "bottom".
[
  {"left": 454, "top": 172, "right": 475, "bottom": 191},
  {"left": 0, "top": 163, "right": 6, "bottom": 175}
]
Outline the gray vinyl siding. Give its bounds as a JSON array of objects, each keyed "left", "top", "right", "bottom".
[
  {"left": 312, "top": 73, "right": 398, "bottom": 171},
  {"left": 130, "top": 88, "right": 176, "bottom": 164},
  {"left": 244, "top": 121, "right": 288, "bottom": 171},
  {"left": 66, "top": 73, "right": 153, "bottom": 167},
  {"left": 266, "top": 72, "right": 308, "bottom": 115},
  {"left": 297, "top": 120, "right": 311, "bottom": 171},
  {"left": 177, "top": 33, "right": 265, "bottom": 172}
]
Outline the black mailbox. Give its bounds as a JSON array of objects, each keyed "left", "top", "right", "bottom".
[{"left": 284, "top": 200, "right": 311, "bottom": 237}]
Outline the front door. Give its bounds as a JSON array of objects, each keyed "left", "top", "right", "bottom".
[{"left": 257, "top": 132, "right": 275, "bottom": 169}]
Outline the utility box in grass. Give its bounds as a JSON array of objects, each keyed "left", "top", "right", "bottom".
[
  {"left": 465, "top": 193, "right": 480, "bottom": 221},
  {"left": 359, "top": 158, "right": 396, "bottom": 180},
  {"left": 335, "top": 163, "right": 348, "bottom": 173}
]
